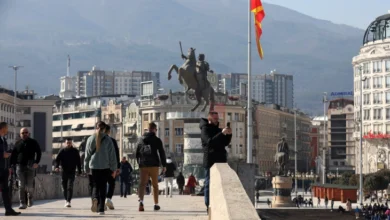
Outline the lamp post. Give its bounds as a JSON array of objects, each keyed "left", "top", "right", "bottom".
[
  {"left": 8, "top": 66, "right": 23, "bottom": 143},
  {"left": 322, "top": 92, "right": 328, "bottom": 184},
  {"left": 294, "top": 109, "right": 298, "bottom": 198},
  {"left": 358, "top": 64, "right": 367, "bottom": 206}
]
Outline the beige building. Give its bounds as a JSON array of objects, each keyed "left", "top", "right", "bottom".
[
  {"left": 255, "top": 104, "right": 311, "bottom": 175},
  {"left": 136, "top": 91, "right": 248, "bottom": 172},
  {"left": 0, "top": 87, "right": 56, "bottom": 171}
]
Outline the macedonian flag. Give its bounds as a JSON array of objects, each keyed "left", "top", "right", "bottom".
[{"left": 251, "top": 0, "right": 265, "bottom": 59}]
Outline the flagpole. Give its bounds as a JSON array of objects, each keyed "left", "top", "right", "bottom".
[{"left": 247, "top": 0, "right": 253, "bottom": 164}]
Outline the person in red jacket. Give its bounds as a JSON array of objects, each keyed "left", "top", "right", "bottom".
[{"left": 186, "top": 174, "right": 197, "bottom": 194}]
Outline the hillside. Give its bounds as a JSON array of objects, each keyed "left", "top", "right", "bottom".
[{"left": 0, "top": 0, "right": 364, "bottom": 113}]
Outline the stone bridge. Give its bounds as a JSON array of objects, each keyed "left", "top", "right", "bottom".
[{"left": 2, "top": 164, "right": 259, "bottom": 220}]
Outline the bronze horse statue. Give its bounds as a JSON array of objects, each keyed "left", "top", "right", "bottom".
[{"left": 167, "top": 47, "right": 215, "bottom": 112}]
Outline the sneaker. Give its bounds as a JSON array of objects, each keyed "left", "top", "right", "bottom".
[
  {"left": 154, "top": 204, "right": 160, "bottom": 211},
  {"left": 91, "top": 198, "right": 98, "bottom": 213},
  {"left": 66, "top": 202, "right": 71, "bottom": 208},
  {"left": 139, "top": 202, "right": 144, "bottom": 212},
  {"left": 19, "top": 204, "right": 27, "bottom": 210},
  {"left": 27, "top": 196, "right": 33, "bottom": 207},
  {"left": 98, "top": 212, "right": 105, "bottom": 215},
  {"left": 106, "top": 198, "right": 114, "bottom": 210}
]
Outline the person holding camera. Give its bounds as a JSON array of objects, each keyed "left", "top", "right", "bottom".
[{"left": 200, "top": 111, "right": 232, "bottom": 214}]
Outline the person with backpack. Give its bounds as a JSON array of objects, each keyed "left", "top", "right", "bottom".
[
  {"left": 164, "top": 157, "right": 176, "bottom": 198},
  {"left": 136, "top": 122, "right": 167, "bottom": 212},
  {"left": 84, "top": 121, "right": 117, "bottom": 215}
]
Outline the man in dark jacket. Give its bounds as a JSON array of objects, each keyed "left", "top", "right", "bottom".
[
  {"left": 200, "top": 111, "right": 232, "bottom": 212},
  {"left": 176, "top": 172, "right": 185, "bottom": 195},
  {"left": 119, "top": 157, "right": 133, "bottom": 197},
  {"left": 55, "top": 138, "right": 82, "bottom": 208},
  {"left": 0, "top": 122, "right": 21, "bottom": 216},
  {"left": 104, "top": 125, "right": 120, "bottom": 210},
  {"left": 136, "top": 122, "right": 167, "bottom": 212},
  {"left": 164, "top": 157, "right": 176, "bottom": 198},
  {"left": 10, "top": 127, "right": 42, "bottom": 209}
]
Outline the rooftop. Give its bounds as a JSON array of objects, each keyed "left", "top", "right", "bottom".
[{"left": 363, "top": 11, "right": 390, "bottom": 45}]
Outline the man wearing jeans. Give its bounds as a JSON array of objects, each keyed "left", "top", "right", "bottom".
[
  {"left": 136, "top": 122, "right": 167, "bottom": 212},
  {"left": 10, "top": 127, "right": 41, "bottom": 209},
  {"left": 55, "top": 138, "right": 82, "bottom": 208},
  {"left": 200, "top": 112, "right": 232, "bottom": 214}
]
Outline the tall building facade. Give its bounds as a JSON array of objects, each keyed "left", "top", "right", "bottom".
[
  {"left": 74, "top": 67, "right": 160, "bottom": 97},
  {"left": 0, "top": 87, "right": 56, "bottom": 171},
  {"left": 352, "top": 11, "right": 390, "bottom": 174},
  {"left": 255, "top": 105, "right": 311, "bottom": 175},
  {"left": 327, "top": 98, "right": 355, "bottom": 172},
  {"left": 218, "top": 71, "right": 294, "bottom": 108}
]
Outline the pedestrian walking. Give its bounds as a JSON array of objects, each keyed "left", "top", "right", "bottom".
[
  {"left": 176, "top": 172, "right": 185, "bottom": 195},
  {"left": 325, "top": 196, "right": 329, "bottom": 209},
  {"left": 200, "top": 111, "right": 232, "bottom": 214},
  {"left": 84, "top": 121, "right": 117, "bottom": 215},
  {"left": 355, "top": 206, "right": 360, "bottom": 219},
  {"left": 119, "top": 157, "right": 133, "bottom": 198},
  {"left": 187, "top": 173, "right": 197, "bottom": 194},
  {"left": 136, "top": 122, "right": 167, "bottom": 212},
  {"left": 317, "top": 196, "right": 321, "bottom": 208},
  {"left": 164, "top": 157, "right": 176, "bottom": 198},
  {"left": 331, "top": 198, "right": 334, "bottom": 211},
  {"left": 0, "top": 122, "right": 21, "bottom": 216},
  {"left": 55, "top": 138, "right": 82, "bottom": 208},
  {"left": 104, "top": 125, "right": 120, "bottom": 210},
  {"left": 10, "top": 127, "right": 41, "bottom": 209}
]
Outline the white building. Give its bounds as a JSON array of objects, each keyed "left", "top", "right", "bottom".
[
  {"left": 352, "top": 11, "right": 390, "bottom": 174},
  {"left": 52, "top": 94, "right": 137, "bottom": 160},
  {"left": 114, "top": 71, "right": 160, "bottom": 95},
  {"left": 0, "top": 87, "right": 56, "bottom": 171},
  {"left": 218, "top": 71, "right": 294, "bottom": 109}
]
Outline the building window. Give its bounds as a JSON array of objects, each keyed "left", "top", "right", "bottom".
[
  {"left": 143, "top": 114, "right": 149, "bottom": 121},
  {"left": 227, "top": 113, "right": 232, "bottom": 121},
  {"left": 364, "top": 94, "right": 370, "bottom": 104},
  {"left": 175, "top": 128, "right": 183, "bottom": 136},
  {"left": 364, "top": 109, "right": 371, "bottom": 120},
  {"left": 234, "top": 113, "right": 239, "bottom": 121},
  {"left": 373, "top": 77, "right": 383, "bottom": 88},
  {"left": 373, "top": 61, "right": 382, "bottom": 73},
  {"left": 387, "top": 108, "right": 390, "bottom": 120},
  {"left": 386, "top": 76, "right": 390, "bottom": 88},
  {"left": 239, "top": 144, "right": 243, "bottom": 154},
  {"left": 386, "top": 60, "right": 390, "bottom": 72},
  {"left": 165, "top": 128, "right": 169, "bottom": 137},
  {"left": 175, "top": 144, "right": 183, "bottom": 154},
  {"left": 156, "top": 113, "right": 161, "bottom": 121},
  {"left": 363, "top": 78, "right": 371, "bottom": 89},
  {"left": 374, "top": 108, "right": 382, "bottom": 120},
  {"left": 165, "top": 144, "right": 170, "bottom": 153},
  {"left": 386, "top": 124, "right": 390, "bottom": 134},
  {"left": 373, "top": 124, "right": 381, "bottom": 134},
  {"left": 373, "top": 92, "right": 382, "bottom": 104},
  {"left": 363, "top": 62, "right": 370, "bottom": 74}
]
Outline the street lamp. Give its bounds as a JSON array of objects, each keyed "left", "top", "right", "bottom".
[
  {"left": 294, "top": 109, "right": 298, "bottom": 198},
  {"left": 357, "top": 64, "right": 367, "bottom": 206},
  {"left": 8, "top": 65, "right": 23, "bottom": 143},
  {"left": 322, "top": 92, "right": 328, "bottom": 184}
]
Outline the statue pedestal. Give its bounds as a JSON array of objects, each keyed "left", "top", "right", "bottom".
[{"left": 272, "top": 176, "right": 293, "bottom": 207}]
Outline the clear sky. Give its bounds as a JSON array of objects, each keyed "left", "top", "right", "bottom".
[{"left": 264, "top": 0, "right": 390, "bottom": 29}]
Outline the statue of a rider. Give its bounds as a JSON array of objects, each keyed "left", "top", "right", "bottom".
[
  {"left": 195, "top": 54, "right": 213, "bottom": 91},
  {"left": 274, "top": 137, "right": 289, "bottom": 176}
]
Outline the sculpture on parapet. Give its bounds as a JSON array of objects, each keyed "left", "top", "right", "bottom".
[
  {"left": 274, "top": 137, "right": 289, "bottom": 176},
  {"left": 167, "top": 41, "right": 215, "bottom": 112}
]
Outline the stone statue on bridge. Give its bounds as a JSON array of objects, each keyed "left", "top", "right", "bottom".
[
  {"left": 167, "top": 42, "right": 215, "bottom": 112},
  {"left": 274, "top": 137, "right": 289, "bottom": 176}
]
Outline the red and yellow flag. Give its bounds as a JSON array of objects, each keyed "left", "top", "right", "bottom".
[{"left": 251, "top": 0, "right": 265, "bottom": 59}]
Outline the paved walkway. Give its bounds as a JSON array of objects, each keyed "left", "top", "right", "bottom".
[{"left": 4, "top": 194, "right": 208, "bottom": 220}]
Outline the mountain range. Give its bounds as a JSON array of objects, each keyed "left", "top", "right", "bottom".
[{"left": 0, "top": 0, "right": 365, "bottom": 114}]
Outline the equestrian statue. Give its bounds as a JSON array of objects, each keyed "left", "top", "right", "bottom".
[{"left": 167, "top": 42, "right": 215, "bottom": 112}]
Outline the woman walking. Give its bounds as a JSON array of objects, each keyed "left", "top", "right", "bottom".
[{"left": 84, "top": 122, "right": 117, "bottom": 215}]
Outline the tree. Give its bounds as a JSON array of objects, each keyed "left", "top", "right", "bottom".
[
  {"left": 349, "top": 174, "right": 359, "bottom": 186},
  {"left": 364, "top": 174, "right": 388, "bottom": 196},
  {"left": 334, "top": 172, "right": 353, "bottom": 185}
]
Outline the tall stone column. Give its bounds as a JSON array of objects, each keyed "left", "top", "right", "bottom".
[{"left": 183, "top": 119, "right": 205, "bottom": 179}]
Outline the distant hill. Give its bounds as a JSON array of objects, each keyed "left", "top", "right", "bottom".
[{"left": 0, "top": 0, "right": 364, "bottom": 113}]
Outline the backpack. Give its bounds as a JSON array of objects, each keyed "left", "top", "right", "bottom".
[{"left": 137, "top": 137, "right": 157, "bottom": 166}]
